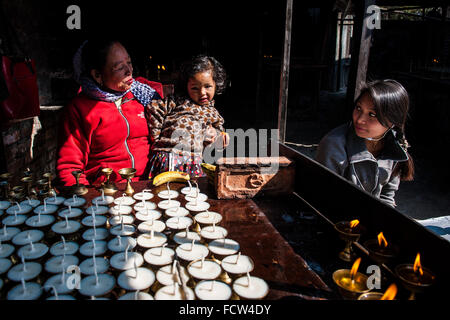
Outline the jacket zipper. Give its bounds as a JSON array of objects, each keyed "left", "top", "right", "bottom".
[{"left": 115, "top": 99, "right": 135, "bottom": 168}]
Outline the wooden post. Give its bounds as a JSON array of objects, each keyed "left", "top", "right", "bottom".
[
  {"left": 277, "top": 0, "right": 293, "bottom": 143},
  {"left": 345, "top": 0, "right": 375, "bottom": 117}
]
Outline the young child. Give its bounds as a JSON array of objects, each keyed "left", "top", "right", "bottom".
[
  {"left": 316, "top": 79, "right": 414, "bottom": 207},
  {"left": 145, "top": 55, "right": 229, "bottom": 178}
]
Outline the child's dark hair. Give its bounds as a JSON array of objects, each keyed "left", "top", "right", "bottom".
[
  {"left": 356, "top": 79, "right": 414, "bottom": 181},
  {"left": 177, "top": 55, "right": 227, "bottom": 97}
]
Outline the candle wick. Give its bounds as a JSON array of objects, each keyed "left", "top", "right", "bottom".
[
  {"left": 21, "top": 278, "right": 27, "bottom": 293},
  {"left": 210, "top": 280, "right": 215, "bottom": 292},
  {"left": 190, "top": 239, "right": 195, "bottom": 251},
  {"left": 117, "top": 235, "right": 122, "bottom": 247},
  {"left": 94, "top": 269, "right": 99, "bottom": 286},
  {"left": 235, "top": 252, "right": 241, "bottom": 264},
  {"left": 61, "top": 236, "right": 66, "bottom": 249},
  {"left": 101, "top": 189, "right": 105, "bottom": 201},
  {"left": 30, "top": 240, "right": 34, "bottom": 251},
  {"left": 134, "top": 290, "right": 140, "bottom": 300},
  {"left": 125, "top": 244, "right": 130, "bottom": 261},
  {"left": 16, "top": 202, "right": 21, "bottom": 211},
  {"left": 68, "top": 205, "right": 72, "bottom": 213}
]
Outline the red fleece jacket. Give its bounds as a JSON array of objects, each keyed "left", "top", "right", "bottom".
[{"left": 57, "top": 78, "right": 163, "bottom": 186}]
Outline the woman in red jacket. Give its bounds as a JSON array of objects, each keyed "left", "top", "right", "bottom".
[{"left": 56, "top": 40, "right": 163, "bottom": 186}]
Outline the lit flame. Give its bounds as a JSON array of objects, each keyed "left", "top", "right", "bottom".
[
  {"left": 350, "top": 257, "right": 361, "bottom": 280},
  {"left": 377, "top": 232, "right": 388, "bottom": 248},
  {"left": 162, "top": 65, "right": 166, "bottom": 71},
  {"left": 157, "top": 65, "right": 161, "bottom": 70},
  {"left": 380, "top": 284, "right": 397, "bottom": 300},
  {"left": 350, "top": 220, "right": 359, "bottom": 228},
  {"left": 413, "top": 253, "right": 424, "bottom": 276}
]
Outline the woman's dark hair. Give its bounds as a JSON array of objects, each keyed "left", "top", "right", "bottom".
[
  {"left": 176, "top": 55, "right": 227, "bottom": 97},
  {"left": 356, "top": 79, "right": 414, "bottom": 181},
  {"left": 81, "top": 39, "right": 121, "bottom": 75}
]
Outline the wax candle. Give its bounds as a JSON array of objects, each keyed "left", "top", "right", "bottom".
[
  {"left": 200, "top": 225, "right": 228, "bottom": 241},
  {"left": 109, "top": 214, "right": 135, "bottom": 226},
  {"left": 63, "top": 195, "right": 86, "bottom": 207},
  {"left": 108, "top": 204, "right": 132, "bottom": 215},
  {"left": 181, "top": 182, "right": 200, "bottom": 196},
  {"left": 0, "top": 226, "right": 20, "bottom": 241},
  {"left": 156, "top": 264, "right": 190, "bottom": 287},
  {"left": 109, "top": 223, "right": 136, "bottom": 237},
  {"left": 134, "top": 201, "right": 157, "bottom": 211},
  {"left": 6, "top": 203, "right": 32, "bottom": 215},
  {"left": 7, "top": 281, "right": 42, "bottom": 300},
  {"left": 81, "top": 215, "right": 107, "bottom": 227},
  {"left": 12, "top": 230, "right": 44, "bottom": 246},
  {"left": 82, "top": 227, "right": 108, "bottom": 241},
  {"left": 92, "top": 195, "right": 115, "bottom": 206},
  {"left": 187, "top": 259, "right": 222, "bottom": 281},
  {"left": 166, "top": 216, "right": 193, "bottom": 230},
  {"left": 194, "top": 211, "right": 222, "bottom": 225},
  {"left": 57, "top": 206, "right": 83, "bottom": 219},
  {"left": 133, "top": 189, "right": 154, "bottom": 201},
  {"left": 175, "top": 242, "right": 209, "bottom": 263},
  {"left": 20, "top": 198, "right": 41, "bottom": 208},
  {"left": 0, "top": 257, "right": 12, "bottom": 275},
  {"left": 173, "top": 230, "right": 201, "bottom": 246},
  {"left": 157, "top": 199, "right": 181, "bottom": 210},
  {"left": 46, "top": 295, "right": 76, "bottom": 300},
  {"left": 79, "top": 240, "right": 107, "bottom": 257},
  {"left": 0, "top": 243, "right": 14, "bottom": 258},
  {"left": 118, "top": 291, "right": 154, "bottom": 300},
  {"left": 221, "top": 253, "right": 254, "bottom": 275},
  {"left": 195, "top": 280, "right": 232, "bottom": 300},
  {"left": 33, "top": 203, "right": 58, "bottom": 215},
  {"left": 7, "top": 261, "right": 42, "bottom": 282},
  {"left": 50, "top": 238, "right": 79, "bottom": 256},
  {"left": 44, "top": 272, "right": 74, "bottom": 295},
  {"left": 158, "top": 189, "right": 179, "bottom": 200},
  {"left": 17, "top": 242, "right": 49, "bottom": 260},
  {"left": 110, "top": 251, "right": 144, "bottom": 271},
  {"left": 0, "top": 200, "right": 11, "bottom": 210},
  {"left": 117, "top": 267, "right": 156, "bottom": 291},
  {"left": 208, "top": 238, "right": 240, "bottom": 257},
  {"left": 143, "top": 246, "right": 175, "bottom": 267},
  {"left": 135, "top": 209, "right": 162, "bottom": 222},
  {"left": 233, "top": 275, "right": 269, "bottom": 299},
  {"left": 154, "top": 282, "right": 195, "bottom": 300},
  {"left": 79, "top": 273, "right": 116, "bottom": 297},
  {"left": 2, "top": 213, "right": 28, "bottom": 226},
  {"left": 80, "top": 256, "right": 110, "bottom": 275},
  {"left": 137, "top": 231, "right": 168, "bottom": 248},
  {"left": 107, "top": 236, "right": 137, "bottom": 253},
  {"left": 185, "top": 201, "right": 210, "bottom": 212},
  {"left": 114, "top": 194, "right": 136, "bottom": 206},
  {"left": 51, "top": 219, "right": 82, "bottom": 235},
  {"left": 185, "top": 193, "right": 208, "bottom": 203},
  {"left": 137, "top": 220, "right": 166, "bottom": 234},
  {"left": 86, "top": 205, "right": 109, "bottom": 215},
  {"left": 25, "top": 214, "right": 55, "bottom": 228},
  {"left": 44, "top": 195, "right": 66, "bottom": 206},
  {"left": 44, "top": 254, "right": 79, "bottom": 274},
  {"left": 165, "top": 206, "right": 190, "bottom": 218}
]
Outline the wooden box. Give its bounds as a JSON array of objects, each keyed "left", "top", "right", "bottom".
[{"left": 215, "top": 156, "right": 295, "bottom": 199}]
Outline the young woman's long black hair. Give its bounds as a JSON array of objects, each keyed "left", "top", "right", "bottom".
[{"left": 356, "top": 79, "right": 414, "bottom": 181}]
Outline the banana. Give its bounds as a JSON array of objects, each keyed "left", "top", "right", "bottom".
[
  {"left": 201, "top": 163, "right": 217, "bottom": 184},
  {"left": 152, "top": 171, "right": 190, "bottom": 186}
]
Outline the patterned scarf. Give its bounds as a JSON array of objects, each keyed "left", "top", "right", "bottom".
[{"left": 72, "top": 40, "right": 160, "bottom": 105}]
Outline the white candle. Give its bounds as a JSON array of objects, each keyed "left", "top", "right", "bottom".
[
  {"left": 158, "top": 189, "right": 179, "bottom": 200},
  {"left": 143, "top": 246, "right": 175, "bottom": 267},
  {"left": 156, "top": 264, "right": 190, "bottom": 287},
  {"left": 165, "top": 206, "right": 189, "bottom": 218},
  {"left": 82, "top": 227, "right": 109, "bottom": 241},
  {"left": 21, "top": 198, "right": 41, "bottom": 208},
  {"left": 44, "top": 273, "right": 74, "bottom": 295},
  {"left": 51, "top": 220, "right": 82, "bottom": 235},
  {"left": 86, "top": 205, "right": 109, "bottom": 215},
  {"left": 7, "top": 203, "right": 32, "bottom": 215},
  {"left": 107, "top": 236, "right": 137, "bottom": 253},
  {"left": 109, "top": 214, "right": 135, "bottom": 226},
  {"left": 79, "top": 240, "right": 107, "bottom": 257},
  {"left": 187, "top": 259, "right": 222, "bottom": 281},
  {"left": 2, "top": 213, "right": 27, "bottom": 226},
  {"left": 0, "top": 243, "right": 14, "bottom": 259},
  {"left": 44, "top": 196, "right": 65, "bottom": 205},
  {"left": 166, "top": 216, "right": 193, "bottom": 230},
  {"left": 157, "top": 199, "right": 181, "bottom": 210},
  {"left": 50, "top": 239, "right": 79, "bottom": 256},
  {"left": 81, "top": 215, "right": 107, "bottom": 227},
  {"left": 79, "top": 273, "right": 116, "bottom": 297},
  {"left": 195, "top": 280, "right": 232, "bottom": 300},
  {"left": 109, "top": 223, "right": 136, "bottom": 237},
  {"left": 175, "top": 243, "right": 209, "bottom": 263},
  {"left": 185, "top": 193, "right": 208, "bottom": 203},
  {"left": 114, "top": 194, "right": 136, "bottom": 206},
  {"left": 232, "top": 275, "right": 269, "bottom": 299},
  {"left": 133, "top": 189, "right": 154, "bottom": 201},
  {"left": 185, "top": 201, "right": 210, "bottom": 212},
  {"left": 7, "top": 261, "right": 42, "bottom": 281},
  {"left": 63, "top": 195, "right": 86, "bottom": 207},
  {"left": 57, "top": 206, "right": 83, "bottom": 219},
  {"left": 108, "top": 204, "right": 132, "bottom": 215},
  {"left": 80, "top": 256, "right": 110, "bottom": 275},
  {"left": 194, "top": 211, "right": 222, "bottom": 225},
  {"left": 17, "top": 242, "right": 49, "bottom": 260},
  {"left": 0, "top": 200, "right": 11, "bottom": 210},
  {"left": 44, "top": 254, "right": 79, "bottom": 274},
  {"left": 25, "top": 214, "right": 55, "bottom": 228},
  {"left": 154, "top": 283, "right": 195, "bottom": 300},
  {"left": 0, "top": 226, "right": 20, "bottom": 242},
  {"left": 7, "top": 281, "right": 42, "bottom": 300},
  {"left": 0, "top": 257, "right": 13, "bottom": 274},
  {"left": 173, "top": 230, "right": 201, "bottom": 246},
  {"left": 110, "top": 251, "right": 144, "bottom": 271},
  {"left": 92, "top": 195, "right": 114, "bottom": 206},
  {"left": 12, "top": 230, "right": 44, "bottom": 246},
  {"left": 137, "top": 231, "right": 167, "bottom": 248},
  {"left": 137, "top": 220, "right": 166, "bottom": 233},
  {"left": 208, "top": 238, "right": 240, "bottom": 257},
  {"left": 135, "top": 209, "right": 161, "bottom": 222},
  {"left": 117, "top": 267, "right": 156, "bottom": 291},
  {"left": 118, "top": 291, "right": 154, "bottom": 300},
  {"left": 221, "top": 254, "right": 254, "bottom": 275},
  {"left": 134, "top": 200, "right": 157, "bottom": 211},
  {"left": 200, "top": 225, "right": 228, "bottom": 241}
]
